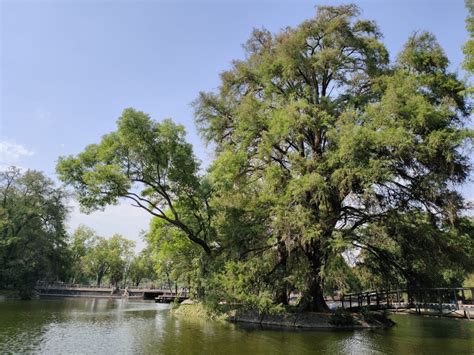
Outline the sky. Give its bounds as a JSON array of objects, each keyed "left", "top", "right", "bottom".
[{"left": 0, "top": 0, "right": 472, "bottom": 250}]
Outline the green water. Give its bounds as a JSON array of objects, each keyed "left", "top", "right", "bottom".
[{"left": 0, "top": 299, "right": 473, "bottom": 354}]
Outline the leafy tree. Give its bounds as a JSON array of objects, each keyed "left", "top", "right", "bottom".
[
  {"left": 68, "top": 225, "right": 96, "bottom": 284},
  {"left": 106, "top": 234, "right": 135, "bottom": 287},
  {"left": 0, "top": 167, "right": 69, "bottom": 298},
  {"left": 194, "top": 5, "right": 472, "bottom": 311},
  {"left": 83, "top": 237, "right": 111, "bottom": 286},
  {"left": 127, "top": 250, "right": 154, "bottom": 287},
  {"left": 82, "top": 233, "right": 135, "bottom": 287},
  {"left": 146, "top": 216, "right": 200, "bottom": 294},
  {"left": 57, "top": 109, "right": 214, "bottom": 257}
]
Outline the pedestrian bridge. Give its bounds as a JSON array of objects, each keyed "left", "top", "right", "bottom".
[
  {"left": 35, "top": 282, "right": 188, "bottom": 301},
  {"left": 339, "top": 287, "right": 474, "bottom": 319}
]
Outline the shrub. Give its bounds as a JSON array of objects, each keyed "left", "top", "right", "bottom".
[
  {"left": 329, "top": 308, "right": 354, "bottom": 326},
  {"left": 360, "top": 307, "right": 375, "bottom": 323}
]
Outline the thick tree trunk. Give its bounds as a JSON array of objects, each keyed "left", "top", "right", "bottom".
[
  {"left": 301, "top": 249, "right": 330, "bottom": 312},
  {"left": 303, "top": 274, "right": 330, "bottom": 312}
]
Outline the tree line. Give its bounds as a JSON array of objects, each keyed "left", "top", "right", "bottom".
[
  {"left": 0, "top": 168, "right": 168, "bottom": 297},
  {"left": 2, "top": 4, "right": 474, "bottom": 309}
]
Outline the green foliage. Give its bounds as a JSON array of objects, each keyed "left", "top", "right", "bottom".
[
  {"left": 354, "top": 213, "right": 474, "bottom": 290},
  {"left": 146, "top": 215, "right": 202, "bottom": 293},
  {"left": 359, "top": 307, "right": 375, "bottom": 323},
  {"left": 464, "top": 273, "right": 474, "bottom": 287},
  {"left": 0, "top": 167, "right": 69, "bottom": 298},
  {"left": 322, "top": 254, "right": 362, "bottom": 295},
  {"left": 82, "top": 233, "right": 135, "bottom": 286},
  {"left": 66, "top": 226, "right": 136, "bottom": 287},
  {"left": 329, "top": 308, "right": 354, "bottom": 326},
  {"left": 194, "top": 4, "right": 472, "bottom": 311},
  {"left": 209, "top": 260, "right": 284, "bottom": 314},
  {"left": 54, "top": 4, "right": 474, "bottom": 313},
  {"left": 68, "top": 225, "right": 96, "bottom": 284},
  {"left": 57, "top": 108, "right": 213, "bottom": 256},
  {"left": 464, "top": 0, "right": 474, "bottom": 76},
  {"left": 127, "top": 250, "right": 154, "bottom": 287}
]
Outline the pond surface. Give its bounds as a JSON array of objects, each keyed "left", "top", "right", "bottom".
[{"left": 0, "top": 298, "right": 473, "bottom": 354}]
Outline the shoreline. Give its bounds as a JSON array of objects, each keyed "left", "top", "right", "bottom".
[{"left": 172, "top": 303, "right": 396, "bottom": 330}]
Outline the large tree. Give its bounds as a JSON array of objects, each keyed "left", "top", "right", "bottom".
[
  {"left": 0, "top": 167, "right": 69, "bottom": 297},
  {"left": 194, "top": 5, "right": 472, "bottom": 311}
]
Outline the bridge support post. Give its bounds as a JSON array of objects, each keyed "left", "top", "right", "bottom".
[{"left": 438, "top": 289, "right": 442, "bottom": 315}]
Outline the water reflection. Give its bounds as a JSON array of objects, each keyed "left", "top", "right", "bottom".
[{"left": 0, "top": 298, "right": 473, "bottom": 354}]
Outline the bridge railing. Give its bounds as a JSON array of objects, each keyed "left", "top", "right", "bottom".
[
  {"left": 36, "top": 281, "right": 114, "bottom": 289},
  {"left": 36, "top": 281, "right": 190, "bottom": 295},
  {"left": 340, "top": 287, "right": 474, "bottom": 311}
]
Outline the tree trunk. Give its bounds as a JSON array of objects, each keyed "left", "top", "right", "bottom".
[
  {"left": 195, "top": 254, "right": 209, "bottom": 300},
  {"left": 274, "top": 241, "right": 289, "bottom": 306},
  {"left": 301, "top": 249, "right": 329, "bottom": 312},
  {"left": 275, "top": 287, "right": 289, "bottom": 305},
  {"left": 303, "top": 274, "right": 329, "bottom": 312},
  {"left": 97, "top": 273, "right": 103, "bottom": 287}
]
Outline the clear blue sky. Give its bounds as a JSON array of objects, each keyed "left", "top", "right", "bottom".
[{"left": 0, "top": 0, "right": 471, "bottom": 246}]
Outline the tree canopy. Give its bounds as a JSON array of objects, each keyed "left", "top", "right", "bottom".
[
  {"left": 56, "top": 4, "right": 474, "bottom": 312},
  {"left": 194, "top": 5, "right": 473, "bottom": 310},
  {"left": 57, "top": 109, "right": 214, "bottom": 256}
]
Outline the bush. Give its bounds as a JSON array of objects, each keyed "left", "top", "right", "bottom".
[
  {"left": 329, "top": 308, "right": 354, "bottom": 326},
  {"left": 360, "top": 307, "right": 375, "bottom": 323}
]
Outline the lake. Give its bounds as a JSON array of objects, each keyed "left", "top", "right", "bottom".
[{"left": 0, "top": 298, "right": 473, "bottom": 354}]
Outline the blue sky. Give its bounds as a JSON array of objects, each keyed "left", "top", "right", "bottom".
[{"left": 1, "top": 0, "right": 472, "bottom": 248}]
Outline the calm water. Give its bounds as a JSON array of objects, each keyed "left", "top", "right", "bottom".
[{"left": 0, "top": 298, "right": 473, "bottom": 354}]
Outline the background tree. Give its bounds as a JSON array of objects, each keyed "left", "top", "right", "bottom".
[
  {"left": 67, "top": 225, "right": 96, "bottom": 284},
  {"left": 0, "top": 167, "right": 69, "bottom": 298},
  {"left": 106, "top": 234, "right": 135, "bottom": 287},
  {"left": 83, "top": 237, "right": 111, "bottom": 286},
  {"left": 195, "top": 5, "right": 472, "bottom": 311},
  {"left": 127, "top": 249, "right": 155, "bottom": 287},
  {"left": 82, "top": 233, "right": 135, "bottom": 287}
]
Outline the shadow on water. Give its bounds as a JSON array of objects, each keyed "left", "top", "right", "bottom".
[{"left": 0, "top": 299, "right": 473, "bottom": 354}]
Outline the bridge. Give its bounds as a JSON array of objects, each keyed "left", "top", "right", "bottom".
[
  {"left": 35, "top": 282, "right": 188, "bottom": 302},
  {"left": 339, "top": 287, "right": 474, "bottom": 319}
]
